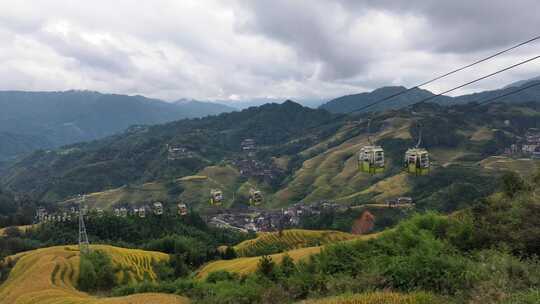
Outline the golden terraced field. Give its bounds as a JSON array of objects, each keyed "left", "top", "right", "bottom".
[
  {"left": 0, "top": 245, "right": 190, "bottom": 304},
  {"left": 198, "top": 244, "right": 322, "bottom": 279},
  {"left": 233, "top": 229, "right": 358, "bottom": 257},
  {"left": 0, "top": 224, "right": 36, "bottom": 237},
  {"left": 198, "top": 232, "right": 380, "bottom": 279}
]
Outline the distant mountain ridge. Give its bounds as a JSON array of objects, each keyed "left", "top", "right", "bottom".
[
  {"left": 503, "top": 75, "right": 540, "bottom": 89},
  {"left": 0, "top": 90, "right": 235, "bottom": 160},
  {"left": 320, "top": 80, "right": 540, "bottom": 113},
  {"left": 319, "top": 86, "right": 452, "bottom": 113}
]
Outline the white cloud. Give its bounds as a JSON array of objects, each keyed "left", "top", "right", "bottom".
[{"left": 0, "top": 0, "right": 538, "bottom": 102}]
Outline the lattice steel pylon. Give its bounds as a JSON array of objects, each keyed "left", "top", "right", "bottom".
[{"left": 78, "top": 195, "right": 90, "bottom": 254}]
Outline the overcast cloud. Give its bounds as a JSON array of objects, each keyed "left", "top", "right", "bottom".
[{"left": 0, "top": 0, "right": 538, "bottom": 102}]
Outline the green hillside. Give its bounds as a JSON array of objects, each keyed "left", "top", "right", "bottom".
[
  {"left": 2, "top": 101, "right": 539, "bottom": 211},
  {"left": 0, "top": 90, "right": 235, "bottom": 160}
]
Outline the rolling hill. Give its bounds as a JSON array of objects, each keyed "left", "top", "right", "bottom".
[
  {"left": 0, "top": 244, "right": 190, "bottom": 304},
  {"left": 0, "top": 100, "right": 341, "bottom": 203},
  {"left": 0, "top": 90, "right": 234, "bottom": 160}
]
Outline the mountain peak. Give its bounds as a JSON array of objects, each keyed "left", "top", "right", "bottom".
[
  {"left": 371, "top": 86, "right": 407, "bottom": 93},
  {"left": 282, "top": 99, "right": 302, "bottom": 106},
  {"left": 319, "top": 85, "right": 442, "bottom": 114}
]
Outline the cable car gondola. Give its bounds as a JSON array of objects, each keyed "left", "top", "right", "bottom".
[
  {"left": 177, "top": 203, "right": 188, "bottom": 216},
  {"left": 210, "top": 189, "right": 223, "bottom": 206},
  {"left": 249, "top": 188, "right": 263, "bottom": 206},
  {"left": 404, "top": 122, "right": 430, "bottom": 175},
  {"left": 358, "top": 119, "right": 385, "bottom": 174}
]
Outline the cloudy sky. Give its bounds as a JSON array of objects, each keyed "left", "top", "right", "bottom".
[{"left": 0, "top": 0, "right": 539, "bottom": 103}]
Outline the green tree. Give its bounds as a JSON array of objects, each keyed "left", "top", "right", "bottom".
[
  {"left": 206, "top": 270, "right": 238, "bottom": 283},
  {"left": 223, "top": 246, "right": 237, "bottom": 260},
  {"left": 502, "top": 171, "right": 526, "bottom": 198},
  {"left": 78, "top": 250, "right": 115, "bottom": 291},
  {"left": 279, "top": 254, "right": 296, "bottom": 277},
  {"left": 78, "top": 258, "right": 97, "bottom": 291},
  {"left": 257, "top": 255, "right": 276, "bottom": 280}
]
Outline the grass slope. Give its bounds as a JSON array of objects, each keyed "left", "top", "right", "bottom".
[
  {"left": 233, "top": 229, "right": 358, "bottom": 257},
  {"left": 296, "top": 291, "right": 438, "bottom": 304},
  {"left": 0, "top": 245, "right": 190, "bottom": 304},
  {"left": 62, "top": 182, "right": 171, "bottom": 209},
  {"left": 59, "top": 165, "right": 241, "bottom": 210},
  {"left": 480, "top": 156, "right": 540, "bottom": 177},
  {"left": 275, "top": 117, "right": 413, "bottom": 205}
]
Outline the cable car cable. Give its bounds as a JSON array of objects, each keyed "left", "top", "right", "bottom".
[
  {"left": 354, "top": 54, "right": 540, "bottom": 113},
  {"left": 408, "top": 55, "right": 540, "bottom": 106},
  {"left": 306, "top": 34, "right": 540, "bottom": 132},
  {"left": 348, "top": 35, "right": 540, "bottom": 113},
  {"left": 474, "top": 81, "right": 540, "bottom": 106}
]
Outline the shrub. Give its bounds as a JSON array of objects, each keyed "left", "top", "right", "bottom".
[
  {"left": 152, "top": 259, "right": 174, "bottom": 281},
  {"left": 223, "top": 246, "right": 237, "bottom": 259},
  {"left": 77, "top": 250, "right": 115, "bottom": 291},
  {"left": 257, "top": 255, "right": 277, "bottom": 280},
  {"left": 279, "top": 254, "right": 296, "bottom": 277},
  {"left": 78, "top": 258, "right": 97, "bottom": 291},
  {"left": 502, "top": 171, "right": 526, "bottom": 198},
  {"left": 206, "top": 270, "right": 238, "bottom": 283}
]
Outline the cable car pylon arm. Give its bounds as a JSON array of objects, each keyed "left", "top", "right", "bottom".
[
  {"left": 415, "top": 121, "right": 422, "bottom": 148},
  {"left": 367, "top": 118, "right": 372, "bottom": 145}
]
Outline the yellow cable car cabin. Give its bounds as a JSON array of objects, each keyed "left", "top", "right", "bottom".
[
  {"left": 249, "top": 188, "right": 263, "bottom": 206},
  {"left": 210, "top": 189, "right": 223, "bottom": 206},
  {"left": 404, "top": 148, "right": 430, "bottom": 175},
  {"left": 177, "top": 203, "right": 188, "bottom": 216},
  {"left": 358, "top": 146, "right": 385, "bottom": 174}
]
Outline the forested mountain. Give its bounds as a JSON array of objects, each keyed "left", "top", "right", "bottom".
[
  {"left": 320, "top": 80, "right": 540, "bottom": 113},
  {"left": 0, "top": 100, "right": 342, "bottom": 202},
  {"left": 2, "top": 98, "right": 539, "bottom": 210},
  {"left": 0, "top": 91, "right": 235, "bottom": 160},
  {"left": 320, "top": 86, "right": 450, "bottom": 113}
]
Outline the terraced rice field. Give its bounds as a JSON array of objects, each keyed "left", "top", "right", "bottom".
[
  {"left": 198, "top": 232, "right": 380, "bottom": 279},
  {"left": 275, "top": 117, "right": 413, "bottom": 205},
  {"left": 233, "top": 229, "right": 358, "bottom": 257},
  {"left": 60, "top": 182, "right": 171, "bottom": 209},
  {"left": 0, "top": 224, "right": 36, "bottom": 237},
  {"left": 0, "top": 245, "right": 190, "bottom": 304},
  {"left": 297, "top": 292, "right": 438, "bottom": 303},
  {"left": 198, "top": 244, "right": 322, "bottom": 279},
  {"left": 480, "top": 156, "right": 540, "bottom": 177}
]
